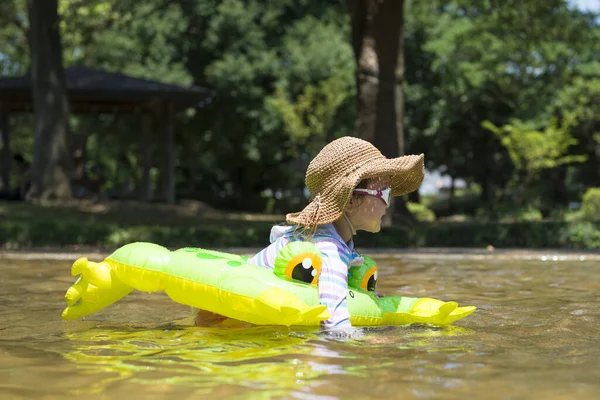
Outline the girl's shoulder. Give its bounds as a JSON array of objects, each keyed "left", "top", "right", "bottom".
[{"left": 312, "top": 225, "right": 358, "bottom": 258}]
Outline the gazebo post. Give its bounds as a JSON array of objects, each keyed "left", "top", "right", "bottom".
[
  {"left": 0, "top": 110, "right": 10, "bottom": 190},
  {"left": 140, "top": 112, "right": 153, "bottom": 202},
  {"left": 161, "top": 101, "right": 176, "bottom": 204}
]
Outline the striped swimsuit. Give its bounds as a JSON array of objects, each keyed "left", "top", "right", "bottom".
[{"left": 247, "top": 224, "right": 364, "bottom": 330}]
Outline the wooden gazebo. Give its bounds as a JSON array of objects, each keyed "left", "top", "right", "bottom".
[{"left": 0, "top": 66, "right": 210, "bottom": 203}]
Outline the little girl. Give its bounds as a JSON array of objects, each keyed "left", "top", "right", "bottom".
[{"left": 245, "top": 136, "right": 424, "bottom": 330}]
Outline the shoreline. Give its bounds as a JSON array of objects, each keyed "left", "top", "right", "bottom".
[{"left": 2, "top": 247, "right": 600, "bottom": 262}]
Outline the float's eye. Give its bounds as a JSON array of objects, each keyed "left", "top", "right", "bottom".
[
  {"left": 291, "top": 258, "right": 316, "bottom": 283},
  {"left": 284, "top": 253, "right": 321, "bottom": 285},
  {"left": 361, "top": 267, "right": 378, "bottom": 292}
]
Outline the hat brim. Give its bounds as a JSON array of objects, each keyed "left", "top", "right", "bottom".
[
  {"left": 287, "top": 153, "right": 424, "bottom": 227},
  {"left": 356, "top": 153, "right": 425, "bottom": 197}
]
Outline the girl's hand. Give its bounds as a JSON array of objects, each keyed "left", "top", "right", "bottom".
[{"left": 195, "top": 309, "right": 227, "bottom": 326}]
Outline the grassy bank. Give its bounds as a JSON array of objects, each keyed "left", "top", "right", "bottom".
[{"left": 1, "top": 200, "right": 599, "bottom": 250}]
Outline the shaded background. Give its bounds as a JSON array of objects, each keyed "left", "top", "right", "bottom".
[{"left": 0, "top": 0, "right": 599, "bottom": 249}]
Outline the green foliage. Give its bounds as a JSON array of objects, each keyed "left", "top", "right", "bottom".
[
  {"left": 265, "top": 13, "right": 355, "bottom": 153},
  {"left": 364, "top": 220, "right": 600, "bottom": 249},
  {"left": 482, "top": 116, "right": 589, "bottom": 208},
  {"left": 427, "top": 192, "right": 482, "bottom": 218},
  {"left": 498, "top": 206, "right": 543, "bottom": 222},
  {"left": 553, "top": 68, "right": 600, "bottom": 125},
  {"left": 1, "top": 0, "right": 599, "bottom": 219},
  {"left": 268, "top": 73, "right": 352, "bottom": 152},
  {"left": 3, "top": 202, "right": 599, "bottom": 250},
  {"left": 566, "top": 222, "right": 600, "bottom": 249},
  {"left": 581, "top": 188, "right": 600, "bottom": 220},
  {"left": 404, "top": 0, "right": 600, "bottom": 211},
  {"left": 458, "top": 220, "right": 597, "bottom": 249},
  {"left": 406, "top": 202, "right": 436, "bottom": 222},
  {"left": 482, "top": 117, "right": 587, "bottom": 177},
  {"left": 58, "top": 0, "right": 119, "bottom": 64},
  {"left": 0, "top": 0, "right": 28, "bottom": 74},
  {"left": 177, "top": 1, "right": 355, "bottom": 209},
  {"left": 61, "top": 1, "right": 192, "bottom": 85},
  {"left": 0, "top": 201, "right": 276, "bottom": 248}
]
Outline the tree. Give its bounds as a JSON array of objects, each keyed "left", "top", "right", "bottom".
[
  {"left": 403, "top": 0, "right": 600, "bottom": 213},
  {"left": 26, "top": 0, "right": 72, "bottom": 200},
  {"left": 482, "top": 117, "right": 587, "bottom": 205},
  {"left": 6, "top": 0, "right": 596, "bottom": 215},
  {"left": 0, "top": 1, "right": 29, "bottom": 75},
  {"left": 33, "top": 0, "right": 354, "bottom": 210},
  {"left": 174, "top": 0, "right": 355, "bottom": 210},
  {"left": 348, "top": 0, "right": 415, "bottom": 223}
]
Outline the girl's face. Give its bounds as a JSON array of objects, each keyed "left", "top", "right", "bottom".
[{"left": 347, "top": 176, "right": 391, "bottom": 233}]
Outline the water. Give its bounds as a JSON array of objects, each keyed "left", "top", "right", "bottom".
[{"left": 1, "top": 252, "right": 599, "bottom": 399}]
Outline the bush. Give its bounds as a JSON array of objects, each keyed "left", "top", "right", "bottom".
[
  {"left": 2, "top": 202, "right": 599, "bottom": 250},
  {"left": 499, "top": 206, "right": 543, "bottom": 222},
  {"left": 567, "top": 222, "right": 600, "bottom": 249},
  {"left": 407, "top": 202, "right": 436, "bottom": 222},
  {"left": 581, "top": 188, "right": 600, "bottom": 220},
  {"left": 358, "top": 220, "right": 600, "bottom": 249},
  {"left": 428, "top": 193, "right": 481, "bottom": 217}
]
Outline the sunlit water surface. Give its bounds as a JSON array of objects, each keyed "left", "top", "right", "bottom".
[{"left": 1, "top": 253, "right": 599, "bottom": 399}]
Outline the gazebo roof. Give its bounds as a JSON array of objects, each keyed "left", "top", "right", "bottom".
[{"left": 0, "top": 66, "right": 211, "bottom": 113}]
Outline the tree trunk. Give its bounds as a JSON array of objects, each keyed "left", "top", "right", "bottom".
[
  {"left": 26, "top": 0, "right": 72, "bottom": 200},
  {"left": 140, "top": 113, "right": 153, "bottom": 202},
  {"left": 349, "top": 0, "right": 415, "bottom": 225},
  {"left": 350, "top": 0, "right": 376, "bottom": 143},
  {"left": 0, "top": 111, "right": 10, "bottom": 191},
  {"left": 449, "top": 177, "right": 456, "bottom": 214},
  {"left": 159, "top": 102, "right": 176, "bottom": 204}
]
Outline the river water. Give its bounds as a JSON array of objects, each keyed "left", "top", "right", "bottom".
[{"left": 1, "top": 251, "right": 599, "bottom": 399}]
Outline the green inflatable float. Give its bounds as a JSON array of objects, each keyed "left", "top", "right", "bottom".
[{"left": 61, "top": 241, "right": 475, "bottom": 327}]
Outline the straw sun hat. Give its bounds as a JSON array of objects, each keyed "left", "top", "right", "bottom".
[{"left": 286, "top": 136, "right": 424, "bottom": 227}]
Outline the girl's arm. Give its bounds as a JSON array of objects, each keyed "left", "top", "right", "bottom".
[{"left": 314, "top": 241, "right": 352, "bottom": 330}]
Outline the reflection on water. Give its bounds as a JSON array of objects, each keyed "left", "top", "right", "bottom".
[
  {"left": 1, "top": 255, "right": 599, "bottom": 399},
  {"left": 62, "top": 325, "right": 324, "bottom": 397},
  {"left": 60, "top": 324, "right": 475, "bottom": 397}
]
